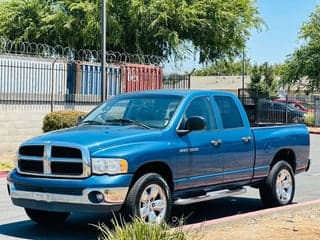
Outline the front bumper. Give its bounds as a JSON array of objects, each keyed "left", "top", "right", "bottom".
[{"left": 7, "top": 169, "right": 133, "bottom": 213}]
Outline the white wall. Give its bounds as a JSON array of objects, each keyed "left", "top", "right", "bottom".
[
  {"left": 0, "top": 104, "right": 95, "bottom": 161},
  {"left": 0, "top": 109, "right": 47, "bottom": 160}
]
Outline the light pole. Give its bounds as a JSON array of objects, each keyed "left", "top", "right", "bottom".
[
  {"left": 241, "top": 48, "right": 245, "bottom": 100},
  {"left": 101, "top": 0, "right": 107, "bottom": 102}
]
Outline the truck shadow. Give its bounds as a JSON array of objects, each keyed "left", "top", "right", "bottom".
[
  {"left": 171, "top": 196, "right": 264, "bottom": 225},
  {"left": 0, "top": 197, "right": 263, "bottom": 240}
]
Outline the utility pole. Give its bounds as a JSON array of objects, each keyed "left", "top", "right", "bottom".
[
  {"left": 241, "top": 48, "right": 245, "bottom": 96},
  {"left": 101, "top": 0, "right": 107, "bottom": 102}
]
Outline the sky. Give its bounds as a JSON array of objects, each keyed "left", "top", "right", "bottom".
[
  {"left": 166, "top": 0, "right": 320, "bottom": 73},
  {"left": 247, "top": 0, "right": 320, "bottom": 64}
]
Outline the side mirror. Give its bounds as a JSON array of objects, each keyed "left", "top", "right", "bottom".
[
  {"left": 185, "top": 116, "right": 206, "bottom": 131},
  {"left": 177, "top": 116, "right": 206, "bottom": 135}
]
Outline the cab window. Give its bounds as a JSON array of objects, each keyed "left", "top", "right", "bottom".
[
  {"left": 214, "top": 96, "right": 244, "bottom": 129},
  {"left": 180, "top": 97, "right": 217, "bottom": 130}
]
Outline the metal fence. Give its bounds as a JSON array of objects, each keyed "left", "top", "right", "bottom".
[
  {"left": 162, "top": 73, "right": 191, "bottom": 89},
  {"left": 0, "top": 57, "right": 166, "bottom": 110},
  {"left": 238, "top": 88, "right": 319, "bottom": 126},
  {"left": 0, "top": 39, "right": 191, "bottom": 111}
]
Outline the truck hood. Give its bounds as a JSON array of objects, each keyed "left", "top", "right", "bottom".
[{"left": 23, "top": 125, "right": 162, "bottom": 154}]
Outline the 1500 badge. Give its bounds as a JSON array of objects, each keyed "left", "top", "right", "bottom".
[{"left": 179, "top": 147, "right": 200, "bottom": 153}]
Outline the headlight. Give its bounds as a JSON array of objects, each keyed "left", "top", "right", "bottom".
[{"left": 91, "top": 158, "right": 128, "bottom": 175}]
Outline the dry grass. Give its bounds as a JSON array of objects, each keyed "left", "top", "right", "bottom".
[{"left": 0, "top": 152, "right": 14, "bottom": 170}]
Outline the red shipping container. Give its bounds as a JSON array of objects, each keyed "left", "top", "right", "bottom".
[{"left": 120, "top": 63, "right": 163, "bottom": 93}]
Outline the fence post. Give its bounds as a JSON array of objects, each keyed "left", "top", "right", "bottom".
[
  {"left": 187, "top": 68, "right": 196, "bottom": 89},
  {"left": 101, "top": 0, "right": 107, "bottom": 102},
  {"left": 50, "top": 57, "right": 58, "bottom": 112},
  {"left": 285, "top": 94, "right": 288, "bottom": 124}
]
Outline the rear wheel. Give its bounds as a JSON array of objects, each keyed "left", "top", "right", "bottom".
[
  {"left": 259, "top": 161, "right": 295, "bottom": 207},
  {"left": 123, "top": 173, "right": 171, "bottom": 223},
  {"left": 25, "top": 208, "right": 70, "bottom": 225}
]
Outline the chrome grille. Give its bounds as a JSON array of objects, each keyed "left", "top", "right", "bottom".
[{"left": 17, "top": 143, "right": 91, "bottom": 178}]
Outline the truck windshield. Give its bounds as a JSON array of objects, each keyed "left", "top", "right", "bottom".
[{"left": 81, "top": 94, "right": 182, "bottom": 129}]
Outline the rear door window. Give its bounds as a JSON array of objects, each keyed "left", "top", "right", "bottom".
[{"left": 214, "top": 96, "right": 244, "bottom": 129}]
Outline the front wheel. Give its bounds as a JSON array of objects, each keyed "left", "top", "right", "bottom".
[
  {"left": 259, "top": 161, "right": 295, "bottom": 208},
  {"left": 123, "top": 173, "right": 171, "bottom": 223},
  {"left": 25, "top": 208, "right": 70, "bottom": 225}
]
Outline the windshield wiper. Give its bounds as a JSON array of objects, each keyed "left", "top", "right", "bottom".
[
  {"left": 105, "top": 118, "right": 151, "bottom": 129},
  {"left": 79, "top": 120, "right": 105, "bottom": 125}
]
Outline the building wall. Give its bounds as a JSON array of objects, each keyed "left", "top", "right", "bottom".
[
  {"left": 0, "top": 109, "right": 47, "bottom": 160},
  {"left": 190, "top": 75, "right": 251, "bottom": 94},
  {"left": 0, "top": 104, "right": 95, "bottom": 161}
]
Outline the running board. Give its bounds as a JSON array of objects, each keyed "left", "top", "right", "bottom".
[{"left": 173, "top": 188, "right": 247, "bottom": 206}]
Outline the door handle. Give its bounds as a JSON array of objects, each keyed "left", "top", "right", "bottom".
[
  {"left": 242, "top": 136, "right": 252, "bottom": 143},
  {"left": 211, "top": 139, "right": 222, "bottom": 146}
]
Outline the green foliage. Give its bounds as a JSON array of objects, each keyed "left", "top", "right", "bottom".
[
  {"left": 281, "top": 6, "right": 320, "bottom": 93},
  {"left": 96, "top": 217, "right": 196, "bottom": 240},
  {"left": 0, "top": 0, "right": 100, "bottom": 50},
  {"left": 42, "top": 110, "right": 86, "bottom": 133},
  {"left": 0, "top": 0, "right": 262, "bottom": 63},
  {"left": 304, "top": 113, "right": 315, "bottom": 127},
  {"left": 248, "top": 62, "right": 278, "bottom": 97}
]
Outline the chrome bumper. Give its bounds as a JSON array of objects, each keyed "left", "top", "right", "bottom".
[{"left": 8, "top": 182, "right": 128, "bottom": 206}]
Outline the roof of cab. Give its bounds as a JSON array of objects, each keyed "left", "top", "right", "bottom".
[{"left": 118, "top": 89, "right": 236, "bottom": 98}]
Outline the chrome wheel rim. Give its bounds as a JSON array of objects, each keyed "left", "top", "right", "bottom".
[
  {"left": 139, "top": 184, "right": 167, "bottom": 223},
  {"left": 276, "top": 169, "right": 293, "bottom": 204}
]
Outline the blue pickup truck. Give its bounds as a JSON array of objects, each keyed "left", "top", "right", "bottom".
[{"left": 7, "top": 90, "right": 310, "bottom": 224}]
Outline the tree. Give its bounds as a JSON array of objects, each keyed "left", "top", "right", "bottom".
[
  {"left": 281, "top": 6, "right": 320, "bottom": 93},
  {"left": 248, "top": 62, "right": 277, "bottom": 97},
  {"left": 0, "top": 0, "right": 262, "bottom": 63}
]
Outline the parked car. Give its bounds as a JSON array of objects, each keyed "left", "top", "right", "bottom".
[
  {"left": 257, "top": 100, "right": 305, "bottom": 124},
  {"left": 273, "top": 98, "right": 313, "bottom": 113},
  {"left": 7, "top": 90, "right": 310, "bottom": 224}
]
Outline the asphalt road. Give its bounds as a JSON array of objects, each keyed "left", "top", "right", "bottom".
[{"left": 0, "top": 134, "right": 319, "bottom": 240}]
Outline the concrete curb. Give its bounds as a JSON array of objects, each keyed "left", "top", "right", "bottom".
[
  {"left": 0, "top": 171, "right": 9, "bottom": 178},
  {"left": 184, "top": 199, "right": 320, "bottom": 230},
  {"left": 309, "top": 130, "right": 320, "bottom": 134},
  {"left": 308, "top": 127, "right": 320, "bottom": 134}
]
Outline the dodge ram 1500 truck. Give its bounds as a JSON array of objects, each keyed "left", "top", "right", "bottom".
[{"left": 7, "top": 90, "right": 310, "bottom": 224}]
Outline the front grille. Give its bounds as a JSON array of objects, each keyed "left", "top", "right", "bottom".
[
  {"left": 52, "top": 146, "right": 82, "bottom": 158},
  {"left": 19, "top": 159, "right": 43, "bottom": 174},
  {"left": 14, "top": 183, "right": 83, "bottom": 195},
  {"left": 17, "top": 144, "right": 89, "bottom": 178},
  {"left": 19, "top": 145, "right": 44, "bottom": 157},
  {"left": 51, "top": 162, "right": 83, "bottom": 175}
]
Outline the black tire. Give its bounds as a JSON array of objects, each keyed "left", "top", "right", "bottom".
[
  {"left": 25, "top": 208, "right": 70, "bottom": 225},
  {"left": 123, "top": 173, "right": 171, "bottom": 223},
  {"left": 259, "top": 161, "right": 295, "bottom": 208}
]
